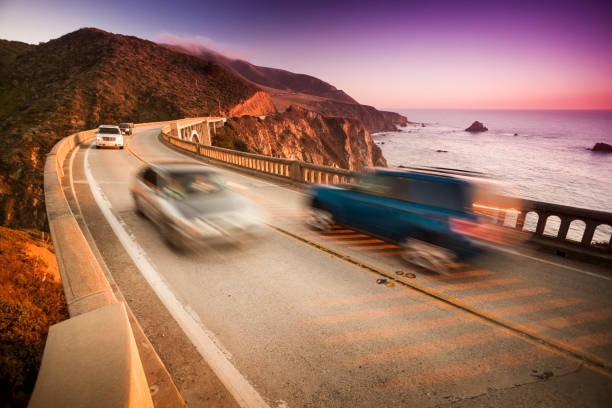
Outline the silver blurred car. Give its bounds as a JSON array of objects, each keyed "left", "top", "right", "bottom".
[{"left": 130, "top": 162, "right": 268, "bottom": 249}]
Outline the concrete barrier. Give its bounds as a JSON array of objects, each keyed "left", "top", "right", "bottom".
[
  {"left": 29, "top": 303, "right": 153, "bottom": 408},
  {"left": 33, "top": 130, "right": 154, "bottom": 407}
]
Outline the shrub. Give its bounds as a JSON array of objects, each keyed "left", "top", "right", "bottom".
[{"left": 0, "top": 227, "right": 68, "bottom": 407}]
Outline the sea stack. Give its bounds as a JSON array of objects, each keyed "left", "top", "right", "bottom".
[
  {"left": 465, "top": 121, "right": 488, "bottom": 132},
  {"left": 591, "top": 142, "right": 612, "bottom": 153}
]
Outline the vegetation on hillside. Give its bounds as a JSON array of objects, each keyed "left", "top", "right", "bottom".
[
  {"left": 0, "top": 28, "right": 273, "bottom": 230},
  {"left": 0, "top": 227, "right": 68, "bottom": 407}
]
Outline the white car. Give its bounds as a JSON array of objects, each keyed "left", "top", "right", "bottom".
[{"left": 96, "top": 125, "right": 124, "bottom": 149}]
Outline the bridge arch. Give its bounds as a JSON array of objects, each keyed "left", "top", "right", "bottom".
[
  {"left": 191, "top": 130, "right": 200, "bottom": 144},
  {"left": 566, "top": 219, "right": 586, "bottom": 242},
  {"left": 543, "top": 215, "right": 561, "bottom": 237},
  {"left": 592, "top": 224, "right": 612, "bottom": 247}
]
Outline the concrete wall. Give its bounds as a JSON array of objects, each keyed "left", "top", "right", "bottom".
[{"left": 33, "top": 130, "right": 154, "bottom": 407}]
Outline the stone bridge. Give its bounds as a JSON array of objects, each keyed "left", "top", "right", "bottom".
[{"left": 168, "top": 117, "right": 226, "bottom": 145}]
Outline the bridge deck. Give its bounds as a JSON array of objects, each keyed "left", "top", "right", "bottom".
[{"left": 68, "top": 125, "right": 612, "bottom": 407}]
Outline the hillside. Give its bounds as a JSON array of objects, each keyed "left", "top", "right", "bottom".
[
  {"left": 162, "top": 44, "right": 357, "bottom": 104},
  {"left": 161, "top": 44, "right": 409, "bottom": 132},
  {"left": 214, "top": 105, "right": 387, "bottom": 170},
  {"left": 0, "top": 28, "right": 275, "bottom": 229},
  {"left": 0, "top": 227, "right": 67, "bottom": 406}
]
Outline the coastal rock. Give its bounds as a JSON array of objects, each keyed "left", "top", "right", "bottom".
[
  {"left": 214, "top": 105, "right": 387, "bottom": 170},
  {"left": 465, "top": 121, "right": 488, "bottom": 132},
  {"left": 591, "top": 142, "right": 612, "bottom": 153}
]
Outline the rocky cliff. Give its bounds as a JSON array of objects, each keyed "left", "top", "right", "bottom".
[
  {"left": 228, "top": 91, "right": 276, "bottom": 117},
  {"left": 214, "top": 105, "right": 387, "bottom": 170},
  {"left": 0, "top": 28, "right": 275, "bottom": 229},
  {"left": 304, "top": 99, "right": 410, "bottom": 133}
]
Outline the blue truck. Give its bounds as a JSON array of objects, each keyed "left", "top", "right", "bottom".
[{"left": 306, "top": 167, "right": 516, "bottom": 271}]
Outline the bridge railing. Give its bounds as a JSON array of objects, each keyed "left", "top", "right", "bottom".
[
  {"left": 497, "top": 199, "right": 612, "bottom": 253},
  {"left": 161, "top": 130, "right": 356, "bottom": 184},
  {"left": 160, "top": 131, "right": 611, "bottom": 256}
]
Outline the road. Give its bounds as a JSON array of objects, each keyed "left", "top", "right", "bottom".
[{"left": 68, "top": 125, "right": 612, "bottom": 407}]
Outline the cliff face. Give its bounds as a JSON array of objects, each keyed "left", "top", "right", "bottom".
[
  {"left": 301, "top": 100, "right": 409, "bottom": 133},
  {"left": 0, "top": 28, "right": 274, "bottom": 229},
  {"left": 228, "top": 91, "right": 276, "bottom": 117},
  {"left": 214, "top": 105, "right": 387, "bottom": 170}
]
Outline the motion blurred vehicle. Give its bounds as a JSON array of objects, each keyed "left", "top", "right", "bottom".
[
  {"left": 119, "top": 123, "right": 133, "bottom": 135},
  {"left": 130, "top": 162, "right": 267, "bottom": 249},
  {"left": 95, "top": 125, "right": 124, "bottom": 149},
  {"left": 306, "top": 167, "right": 522, "bottom": 271}
]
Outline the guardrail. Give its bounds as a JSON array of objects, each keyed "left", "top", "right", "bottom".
[
  {"left": 503, "top": 199, "right": 612, "bottom": 253},
  {"left": 160, "top": 130, "right": 612, "bottom": 256},
  {"left": 161, "top": 130, "right": 355, "bottom": 184},
  {"left": 33, "top": 130, "right": 155, "bottom": 407}
]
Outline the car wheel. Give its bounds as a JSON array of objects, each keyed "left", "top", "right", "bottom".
[
  {"left": 400, "top": 237, "right": 456, "bottom": 273},
  {"left": 134, "top": 195, "right": 145, "bottom": 218},
  {"left": 96, "top": 146, "right": 100, "bottom": 149},
  {"left": 161, "top": 222, "right": 183, "bottom": 252},
  {"left": 307, "top": 207, "right": 334, "bottom": 230}
]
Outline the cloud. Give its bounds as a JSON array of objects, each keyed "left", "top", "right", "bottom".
[{"left": 152, "top": 32, "right": 252, "bottom": 60}]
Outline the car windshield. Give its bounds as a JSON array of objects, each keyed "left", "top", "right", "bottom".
[
  {"left": 163, "top": 171, "right": 225, "bottom": 198},
  {"left": 119, "top": 124, "right": 129, "bottom": 128},
  {"left": 99, "top": 127, "right": 120, "bottom": 134}
]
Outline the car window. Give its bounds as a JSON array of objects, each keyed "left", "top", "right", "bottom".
[
  {"left": 164, "top": 172, "right": 225, "bottom": 198},
  {"left": 141, "top": 168, "right": 158, "bottom": 188},
  {"left": 99, "top": 127, "right": 120, "bottom": 134},
  {"left": 409, "top": 178, "right": 470, "bottom": 212},
  {"left": 353, "top": 174, "right": 391, "bottom": 196}
]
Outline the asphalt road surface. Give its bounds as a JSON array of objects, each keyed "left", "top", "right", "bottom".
[{"left": 68, "top": 126, "right": 612, "bottom": 407}]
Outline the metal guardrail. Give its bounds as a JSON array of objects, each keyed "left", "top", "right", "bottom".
[{"left": 160, "top": 131, "right": 612, "bottom": 256}]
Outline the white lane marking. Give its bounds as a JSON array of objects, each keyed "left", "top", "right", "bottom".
[
  {"left": 480, "top": 242, "right": 612, "bottom": 281},
  {"left": 84, "top": 144, "right": 271, "bottom": 408}
]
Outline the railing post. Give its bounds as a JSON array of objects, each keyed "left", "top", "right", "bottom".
[
  {"left": 535, "top": 212, "right": 549, "bottom": 236},
  {"left": 581, "top": 222, "right": 597, "bottom": 247},
  {"left": 557, "top": 216, "right": 571, "bottom": 241},
  {"left": 515, "top": 212, "right": 526, "bottom": 230},
  {"left": 290, "top": 161, "right": 302, "bottom": 182}
]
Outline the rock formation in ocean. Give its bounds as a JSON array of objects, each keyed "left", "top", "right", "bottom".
[
  {"left": 465, "top": 121, "right": 488, "bottom": 132},
  {"left": 213, "top": 105, "right": 387, "bottom": 170},
  {"left": 591, "top": 142, "right": 612, "bottom": 153}
]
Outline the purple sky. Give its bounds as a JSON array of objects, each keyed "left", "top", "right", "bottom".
[{"left": 1, "top": 0, "right": 611, "bottom": 109}]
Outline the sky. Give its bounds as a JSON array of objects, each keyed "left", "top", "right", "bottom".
[{"left": 1, "top": 0, "right": 611, "bottom": 109}]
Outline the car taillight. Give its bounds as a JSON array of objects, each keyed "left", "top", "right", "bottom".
[
  {"left": 449, "top": 217, "right": 505, "bottom": 244},
  {"left": 449, "top": 217, "right": 480, "bottom": 238}
]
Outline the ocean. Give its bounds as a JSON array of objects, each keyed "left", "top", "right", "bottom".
[{"left": 372, "top": 109, "right": 612, "bottom": 241}]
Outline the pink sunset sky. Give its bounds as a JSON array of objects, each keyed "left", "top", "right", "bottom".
[{"left": 1, "top": 0, "right": 611, "bottom": 109}]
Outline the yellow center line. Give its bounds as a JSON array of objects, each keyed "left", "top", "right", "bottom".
[
  {"left": 347, "top": 244, "right": 401, "bottom": 251},
  {"left": 331, "top": 239, "right": 384, "bottom": 245}
]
